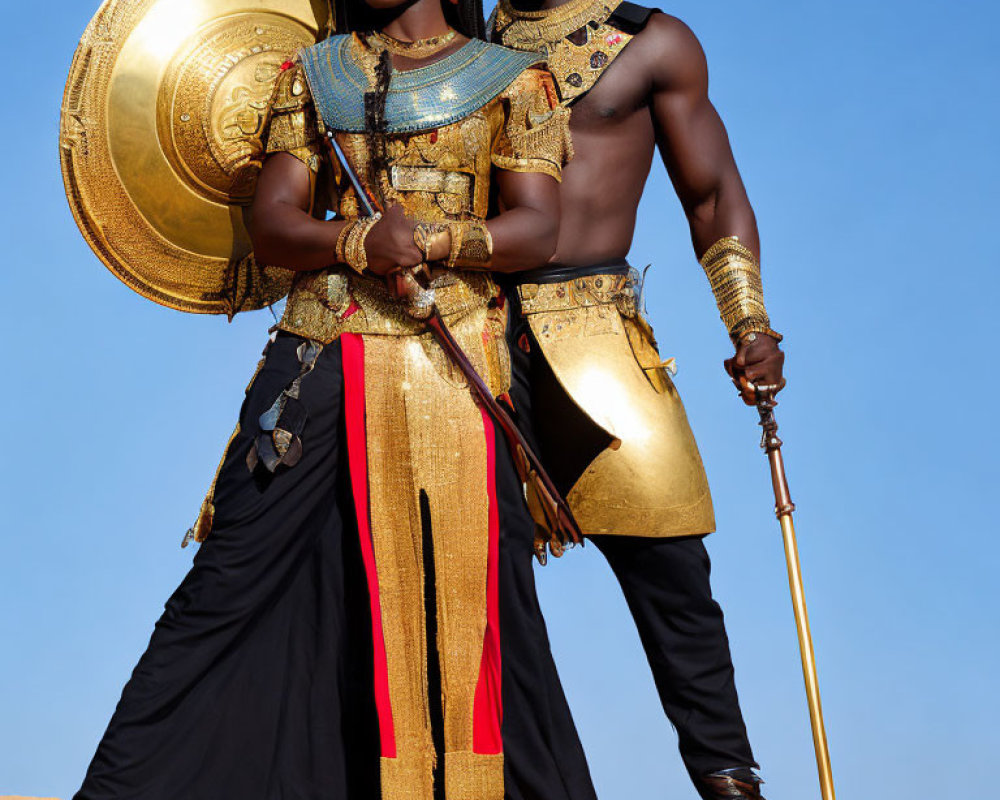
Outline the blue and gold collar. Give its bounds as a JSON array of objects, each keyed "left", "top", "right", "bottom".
[{"left": 299, "top": 35, "right": 543, "bottom": 134}]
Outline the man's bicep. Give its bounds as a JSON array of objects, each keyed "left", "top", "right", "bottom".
[
  {"left": 495, "top": 169, "right": 560, "bottom": 216},
  {"left": 646, "top": 16, "right": 744, "bottom": 210},
  {"left": 253, "top": 153, "right": 314, "bottom": 214}
]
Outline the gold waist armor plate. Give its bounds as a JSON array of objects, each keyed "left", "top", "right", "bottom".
[{"left": 519, "top": 275, "right": 715, "bottom": 537}]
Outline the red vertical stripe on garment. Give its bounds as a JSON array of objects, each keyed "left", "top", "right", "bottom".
[
  {"left": 341, "top": 333, "right": 397, "bottom": 758},
  {"left": 473, "top": 408, "right": 503, "bottom": 754}
]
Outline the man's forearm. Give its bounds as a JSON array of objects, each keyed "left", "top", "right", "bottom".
[
  {"left": 250, "top": 202, "right": 347, "bottom": 271},
  {"left": 685, "top": 174, "right": 760, "bottom": 261},
  {"left": 487, "top": 207, "right": 558, "bottom": 273}
]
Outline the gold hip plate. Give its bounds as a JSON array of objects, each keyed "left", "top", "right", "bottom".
[
  {"left": 527, "top": 299, "right": 715, "bottom": 538},
  {"left": 60, "top": 0, "right": 331, "bottom": 314}
]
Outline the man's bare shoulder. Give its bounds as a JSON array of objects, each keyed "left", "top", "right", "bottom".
[{"left": 628, "top": 11, "right": 708, "bottom": 91}]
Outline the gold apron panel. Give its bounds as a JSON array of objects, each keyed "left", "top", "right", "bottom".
[
  {"left": 521, "top": 277, "right": 715, "bottom": 538},
  {"left": 363, "top": 331, "right": 504, "bottom": 800}
]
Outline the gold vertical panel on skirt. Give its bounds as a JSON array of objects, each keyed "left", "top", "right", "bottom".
[
  {"left": 363, "top": 332, "right": 502, "bottom": 800},
  {"left": 363, "top": 336, "right": 435, "bottom": 800}
]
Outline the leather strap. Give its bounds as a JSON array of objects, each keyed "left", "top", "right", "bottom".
[{"left": 607, "top": 2, "right": 659, "bottom": 34}]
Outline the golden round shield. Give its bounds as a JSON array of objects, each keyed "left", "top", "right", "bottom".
[{"left": 60, "top": 0, "right": 332, "bottom": 315}]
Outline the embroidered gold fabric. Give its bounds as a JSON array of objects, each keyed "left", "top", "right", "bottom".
[
  {"left": 493, "top": 0, "right": 636, "bottom": 105},
  {"left": 699, "top": 236, "right": 777, "bottom": 342},
  {"left": 517, "top": 274, "right": 715, "bottom": 538},
  {"left": 364, "top": 333, "right": 499, "bottom": 800},
  {"left": 491, "top": 70, "right": 573, "bottom": 180}
]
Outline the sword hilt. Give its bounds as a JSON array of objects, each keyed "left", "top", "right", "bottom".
[
  {"left": 755, "top": 389, "right": 783, "bottom": 452},
  {"left": 755, "top": 388, "right": 795, "bottom": 517}
]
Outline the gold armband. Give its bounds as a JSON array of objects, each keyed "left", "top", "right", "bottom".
[
  {"left": 445, "top": 220, "right": 493, "bottom": 269},
  {"left": 699, "top": 236, "right": 780, "bottom": 342},
  {"left": 339, "top": 214, "right": 382, "bottom": 275}
]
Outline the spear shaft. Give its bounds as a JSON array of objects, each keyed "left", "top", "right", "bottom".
[{"left": 756, "top": 394, "right": 836, "bottom": 800}]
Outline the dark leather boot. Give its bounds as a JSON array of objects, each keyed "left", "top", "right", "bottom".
[{"left": 700, "top": 767, "right": 766, "bottom": 799}]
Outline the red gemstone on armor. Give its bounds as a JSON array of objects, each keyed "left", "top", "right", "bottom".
[
  {"left": 518, "top": 333, "right": 531, "bottom": 353},
  {"left": 280, "top": 60, "right": 294, "bottom": 70},
  {"left": 606, "top": 33, "right": 623, "bottom": 47},
  {"left": 429, "top": 130, "right": 439, "bottom": 144}
]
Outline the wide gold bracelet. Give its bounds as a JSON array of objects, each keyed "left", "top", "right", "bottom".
[
  {"left": 699, "top": 236, "right": 780, "bottom": 342},
  {"left": 412, "top": 222, "right": 449, "bottom": 262},
  {"left": 342, "top": 214, "right": 382, "bottom": 275},
  {"left": 334, "top": 221, "right": 353, "bottom": 265},
  {"left": 445, "top": 220, "right": 493, "bottom": 269}
]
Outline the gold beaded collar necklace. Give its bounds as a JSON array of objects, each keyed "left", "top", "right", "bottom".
[{"left": 371, "top": 28, "right": 458, "bottom": 58}]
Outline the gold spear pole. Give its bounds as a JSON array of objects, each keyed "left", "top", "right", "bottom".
[{"left": 755, "top": 391, "right": 836, "bottom": 800}]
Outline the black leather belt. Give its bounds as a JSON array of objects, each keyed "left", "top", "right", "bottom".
[{"left": 510, "top": 259, "right": 631, "bottom": 285}]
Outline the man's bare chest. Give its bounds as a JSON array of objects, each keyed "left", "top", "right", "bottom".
[{"left": 567, "top": 59, "right": 652, "bottom": 136}]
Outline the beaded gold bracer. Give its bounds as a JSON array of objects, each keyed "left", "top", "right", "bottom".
[{"left": 699, "top": 236, "right": 780, "bottom": 342}]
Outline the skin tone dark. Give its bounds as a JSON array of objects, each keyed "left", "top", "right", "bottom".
[
  {"left": 250, "top": 0, "right": 561, "bottom": 302},
  {"left": 512, "top": 1, "right": 784, "bottom": 405}
]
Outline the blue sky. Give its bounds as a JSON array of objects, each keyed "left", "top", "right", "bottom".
[{"left": 1, "top": 1, "right": 998, "bottom": 798}]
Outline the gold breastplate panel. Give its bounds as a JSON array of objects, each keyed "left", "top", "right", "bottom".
[
  {"left": 331, "top": 106, "right": 498, "bottom": 221},
  {"left": 493, "top": 0, "right": 636, "bottom": 106}
]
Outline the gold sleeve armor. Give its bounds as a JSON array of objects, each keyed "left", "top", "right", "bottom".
[
  {"left": 699, "top": 236, "right": 781, "bottom": 342},
  {"left": 264, "top": 62, "right": 323, "bottom": 174},
  {"left": 492, "top": 68, "right": 574, "bottom": 182}
]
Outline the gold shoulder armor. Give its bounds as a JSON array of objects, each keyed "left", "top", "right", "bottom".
[
  {"left": 264, "top": 62, "right": 322, "bottom": 170},
  {"left": 492, "top": 68, "right": 573, "bottom": 182}
]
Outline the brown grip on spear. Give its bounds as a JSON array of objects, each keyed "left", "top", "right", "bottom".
[{"left": 756, "top": 390, "right": 837, "bottom": 800}]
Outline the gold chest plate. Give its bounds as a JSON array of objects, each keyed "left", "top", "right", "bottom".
[{"left": 493, "top": 0, "right": 635, "bottom": 105}]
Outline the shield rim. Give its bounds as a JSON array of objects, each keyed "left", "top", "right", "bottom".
[{"left": 59, "top": 0, "right": 328, "bottom": 315}]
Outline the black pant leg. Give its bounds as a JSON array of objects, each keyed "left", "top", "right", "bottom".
[
  {"left": 591, "top": 534, "right": 757, "bottom": 785},
  {"left": 494, "top": 423, "right": 598, "bottom": 800},
  {"left": 507, "top": 299, "right": 756, "bottom": 790},
  {"left": 75, "top": 337, "right": 379, "bottom": 800}
]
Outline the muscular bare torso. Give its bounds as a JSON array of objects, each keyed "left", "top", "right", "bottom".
[
  {"left": 546, "top": 12, "right": 758, "bottom": 266},
  {"left": 553, "top": 30, "right": 657, "bottom": 264}
]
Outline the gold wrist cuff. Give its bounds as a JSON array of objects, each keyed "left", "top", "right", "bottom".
[
  {"left": 445, "top": 220, "right": 493, "bottom": 269},
  {"left": 699, "top": 236, "right": 775, "bottom": 341},
  {"left": 342, "top": 214, "right": 382, "bottom": 275},
  {"left": 413, "top": 222, "right": 449, "bottom": 261},
  {"left": 335, "top": 221, "right": 352, "bottom": 265}
]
